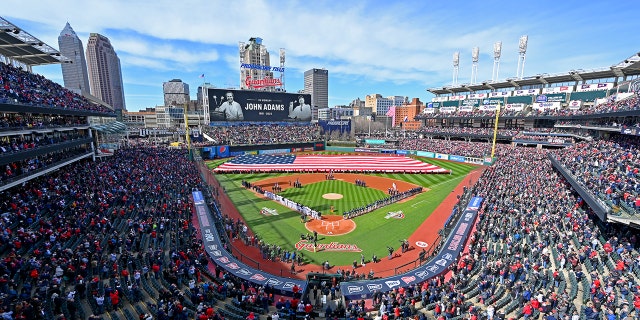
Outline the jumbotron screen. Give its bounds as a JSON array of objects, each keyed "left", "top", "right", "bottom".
[{"left": 208, "top": 88, "right": 312, "bottom": 123}]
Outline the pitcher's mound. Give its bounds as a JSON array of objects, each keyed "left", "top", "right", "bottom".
[{"left": 322, "top": 193, "right": 343, "bottom": 200}]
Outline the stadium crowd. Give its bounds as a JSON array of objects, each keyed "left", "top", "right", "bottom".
[
  {"left": 555, "top": 136, "right": 640, "bottom": 214},
  {"left": 0, "top": 147, "right": 238, "bottom": 320},
  {"left": 0, "top": 131, "right": 87, "bottom": 155},
  {"left": 415, "top": 93, "right": 638, "bottom": 120},
  {"left": 201, "top": 125, "right": 322, "bottom": 146},
  {"left": 0, "top": 62, "right": 113, "bottom": 114},
  {"left": 1, "top": 146, "right": 91, "bottom": 183},
  {"left": 0, "top": 115, "right": 86, "bottom": 131},
  {"left": 333, "top": 143, "right": 640, "bottom": 320}
]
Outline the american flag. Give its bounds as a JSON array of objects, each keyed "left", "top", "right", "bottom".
[{"left": 214, "top": 154, "right": 448, "bottom": 173}]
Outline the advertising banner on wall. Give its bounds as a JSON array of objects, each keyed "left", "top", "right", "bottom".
[
  {"left": 533, "top": 102, "right": 561, "bottom": 110},
  {"left": 440, "top": 107, "right": 457, "bottom": 113},
  {"left": 208, "top": 89, "right": 312, "bottom": 123},
  {"left": 489, "top": 91, "right": 511, "bottom": 97},
  {"left": 432, "top": 96, "right": 449, "bottom": 102},
  {"left": 577, "top": 83, "right": 613, "bottom": 92},
  {"left": 514, "top": 89, "right": 540, "bottom": 96},
  {"left": 459, "top": 105, "right": 474, "bottom": 112},
  {"left": 461, "top": 99, "right": 479, "bottom": 107},
  {"left": 216, "top": 145, "right": 230, "bottom": 158},
  {"left": 505, "top": 103, "right": 524, "bottom": 111},
  {"left": 416, "top": 151, "right": 435, "bottom": 158},
  {"left": 340, "top": 197, "right": 483, "bottom": 300},
  {"left": 568, "top": 100, "right": 583, "bottom": 110},
  {"left": 318, "top": 120, "right": 351, "bottom": 134}
]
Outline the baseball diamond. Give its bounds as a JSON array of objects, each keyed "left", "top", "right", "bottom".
[{"left": 208, "top": 157, "right": 479, "bottom": 269}]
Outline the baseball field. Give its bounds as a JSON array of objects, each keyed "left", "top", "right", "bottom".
[{"left": 206, "top": 157, "right": 477, "bottom": 267}]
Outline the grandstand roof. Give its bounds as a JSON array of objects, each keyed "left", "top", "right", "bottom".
[
  {"left": 0, "top": 16, "right": 70, "bottom": 66},
  {"left": 429, "top": 52, "right": 640, "bottom": 95},
  {"left": 91, "top": 121, "right": 126, "bottom": 133}
]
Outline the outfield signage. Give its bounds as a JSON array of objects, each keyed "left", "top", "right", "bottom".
[
  {"left": 339, "top": 197, "right": 483, "bottom": 300},
  {"left": 416, "top": 151, "right": 434, "bottom": 158},
  {"left": 258, "top": 149, "right": 291, "bottom": 155},
  {"left": 364, "top": 139, "right": 386, "bottom": 145},
  {"left": 318, "top": 120, "right": 351, "bottom": 133},
  {"left": 449, "top": 155, "right": 465, "bottom": 162},
  {"left": 193, "top": 191, "right": 306, "bottom": 293},
  {"left": 354, "top": 148, "right": 380, "bottom": 153}
]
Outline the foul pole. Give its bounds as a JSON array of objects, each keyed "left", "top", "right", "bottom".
[{"left": 490, "top": 103, "right": 501, "bottom": 158}]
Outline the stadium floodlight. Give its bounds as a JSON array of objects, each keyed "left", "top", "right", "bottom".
[
  {"left": 518, "top": 35, "right": 529, "bottom": 54},
  {"left": 492, "top": 41, "right": 502, "bottom": 82},
  {"left": 472, "top": 47, "right": 480, "bottom": 63},
  {"left": 471, "top": 47, "right": 479, "bottom": 85},
  {"left": 493, "top": 41, "right": 502, "bottom": 59},
  {"left": 517, "top": 35, "right": 528, "bottom": 79},
  {"left": 452, "top": 52, "right": 460, "bottom": 86}
]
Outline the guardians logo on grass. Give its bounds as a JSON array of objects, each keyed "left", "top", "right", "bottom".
[
  {"left": 260, "top": 207, "right": 278, "bottom": 216},
  {"left": 384, "top": 211, "right": 405, "bottom": 219},
  {"left": 295, "top": 240, "right": 362, "bottom": 252}
]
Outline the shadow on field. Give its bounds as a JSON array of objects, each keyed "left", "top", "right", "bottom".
[{"left": 249, "top": 212, "right": 304, "bottom": 226}]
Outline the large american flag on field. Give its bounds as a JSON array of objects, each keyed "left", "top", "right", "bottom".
[{"left": 213, "top": 154, "right": 448, "bottom": 173}]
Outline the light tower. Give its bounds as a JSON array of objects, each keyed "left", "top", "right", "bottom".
[
  {"left": 453, "top": 51, "right": 460, "bottom": 86},
  {"left": 238, "top": 41, "right": 246, "bottom": 88},
  {"left": 279, "top": 48, "right": 285, "bottom": 91},
  {"left": 471, "top": 47, "right": 479, "bottom": 85},
  {"left": 492, "top": 41, "right": 502, "bottom": 82},
  {"left": 516, "top": 35, "right": 528, "bottom": 79}
]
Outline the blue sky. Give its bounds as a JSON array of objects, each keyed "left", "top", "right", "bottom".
[{"left": 4, "top": 0, "right": 640, "bottom": 111}]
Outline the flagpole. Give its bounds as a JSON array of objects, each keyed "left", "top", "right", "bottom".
[
  {"left": 201, "top": 74, "right": 209, "bottom": 126},
  {"left": 490, "top": 102, "right": 501, "bottom": 158}
]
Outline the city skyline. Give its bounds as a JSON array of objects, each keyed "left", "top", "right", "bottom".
[{"left": 4, "top": 0, "right": 640, "bottom": 111}]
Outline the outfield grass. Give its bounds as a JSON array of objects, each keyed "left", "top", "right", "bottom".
[
  {"left": 279, "top": 180, "right": 389, "bottom": 214},
  {"left": 207, "top": 157, "right": 478, "bottom": 266}
]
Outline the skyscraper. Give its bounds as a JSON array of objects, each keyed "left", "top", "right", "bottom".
[
  {"left": 163, "top": 79, "right": 190, "bottom": 107},
  {"left": 304, "top": 68, "right": 329, "bottom": 109},
  {"left": 239, "top": 37, "right": 283, "bottom": 92},
  {"left": 86, "top": 33, "right": 126, "bottom": 110},
  {"left": 58, "top": 22, "right": 91, "bottom": 95}
]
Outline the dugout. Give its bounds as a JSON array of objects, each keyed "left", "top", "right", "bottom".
[{"left": 306, "top": 272, "right": 342, "bottom": 288}]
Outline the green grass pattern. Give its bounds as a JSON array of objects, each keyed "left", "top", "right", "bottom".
[{"left": 207, "top": 156, "right": 478, "bottom": 265}]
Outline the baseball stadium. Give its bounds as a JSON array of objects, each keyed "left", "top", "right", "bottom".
[{"left": 2, "top": 14, "right": 640, "bottom": 320}]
